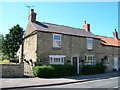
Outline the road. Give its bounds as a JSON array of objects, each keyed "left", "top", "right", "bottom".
[
  {"left": 3, "top": 76, "right": 119, "bottom": 90},
  {"left": 35, "top": 76, "right": 119, "bottom": 88}
]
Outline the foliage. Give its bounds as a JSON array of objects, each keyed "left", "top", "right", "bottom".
[
  {"left": 81, "top": 63, "right": 107, "bottom": 75},
  {"left": 0, "top": 34, "right": 4, "bottom": 50},
  {"left": 35, "top": 58, "right": 48, "bottom": 66},
  {"left": 2, "top": 59, "right": 10, "bottom": 64},
  {"left": 2, "top": 24, "right": 23, "bottom": 58},
  {"left": 33, "top": 65, "right": 75, "bottom": 78},
  {"left": 10, "top": 58, "right": 19, "bottom": 63}
]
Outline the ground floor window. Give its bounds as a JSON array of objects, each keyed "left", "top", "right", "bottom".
[
  {"left": 49, "top": 55, "right": 65, "bottom": 65},
  {"left": 85, "top": 55, "right": 95, "bottom": 65}
]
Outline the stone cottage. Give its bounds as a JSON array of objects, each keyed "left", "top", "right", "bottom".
[
  {"left": 17, "top": 9, "right": 120, "bottom": 73},
  {"left": 96, "top": 30, "right": 120, "bottom": 71}
]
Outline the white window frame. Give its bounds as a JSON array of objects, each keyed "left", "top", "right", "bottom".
[
  {"left": 85, "top": 55, "right": 95, "bottom": 65},
  {"left": 87, "top": 38, "right": 93, "bottom": 50},
  {"left": 49, "top": 55, "right": 65, "bottom": 65},
  {"left": 53, "top": 34, "right": 61, "bottom": 48}
]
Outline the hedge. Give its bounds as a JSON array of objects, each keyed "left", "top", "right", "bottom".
[
  {"left": 81, "top": 63, "right": 107, "bottom": 75},
  {"left": 33, "top": 65, "right": 75, "bottom": 78}
]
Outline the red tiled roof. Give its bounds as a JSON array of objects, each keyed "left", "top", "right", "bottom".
[{"left": 96, "top": 35, "right": 120, "bottom": 47}]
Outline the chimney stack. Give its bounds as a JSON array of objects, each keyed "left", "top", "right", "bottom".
[
  {"left": 113, "top": 29, "right": 118, "bottom": 39},
  {"left": 28, "top": 9, "right": 37, "bottom": 22},
  {"left": 82, "top": 21, "right": 90, "bottom": 32}
]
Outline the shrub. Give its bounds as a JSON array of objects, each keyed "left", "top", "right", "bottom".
[
  {"left": 33, "top": 65, "right": 75, "bottom": 78},
  {"left": 81, "top": 63, "right": 106, "bottom": 75},
  {"left": 3, "top": 59, "right": 10, "bottom": 63},
  {"left": 10, "top": 58, "right": 19, "bottom": 63}
]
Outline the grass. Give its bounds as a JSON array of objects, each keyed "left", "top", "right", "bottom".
[
  {"left": 0, "top": 61, "right": 4, "bottom": 64},
  {"left": 0, "top": 57, "right": 2, "bottom": 61}
]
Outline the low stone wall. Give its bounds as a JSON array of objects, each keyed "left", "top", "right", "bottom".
[
  {"left": 24, "top": 62, "right": 34, "bottom": 77},
  {"left": 1, "top": 63, "right": 24, "bottom": 77}
]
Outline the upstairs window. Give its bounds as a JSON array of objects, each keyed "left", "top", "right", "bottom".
[
  {"left": 87, "top": 38, "right": 93, "bottom": 50},
  {"left": 53, "top": 34, "right": 61, "bottom": 48},
  {"left": 85, "top": 55, "right": 95, "bottom": 65}
]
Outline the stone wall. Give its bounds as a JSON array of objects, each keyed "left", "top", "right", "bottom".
[
  {"left": 20, "top": 30, "right": 119, "bottom": 72},
  {"left": 1, "top": 63, "right": 24, "bottom": 77},
  {"left": 24, "top": 62, "right": 34, "bottom": 77},
  {"left": 37, "top": 31, "right": 98, "bottom": 64},
  {"left": 23, "top": 34, "right": 37, "bottom": 62},
  {"left": 36, "top": 31, "right": 119, "bottom": 72},
  {"left": 95, "top": 39, "right": 120, "bottom": 72}
]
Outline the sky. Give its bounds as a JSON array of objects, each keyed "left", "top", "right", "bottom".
[{"left": 0, "top": 2, "right": 119, "bottom": 38}]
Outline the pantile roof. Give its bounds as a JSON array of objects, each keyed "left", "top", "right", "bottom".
[{"left": 96, "top": 35, "right": 120, "bottom": 47}]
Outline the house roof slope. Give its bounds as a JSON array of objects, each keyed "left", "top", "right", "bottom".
[
  {"left": 31, "top": 21, "right": 99, "bottom": 39},
  {"left": 96, "top": 35, "right": 120, "bottom": 47}
]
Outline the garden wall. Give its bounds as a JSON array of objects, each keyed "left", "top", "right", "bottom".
[
  {"left": 24, "top": 62, "right": 34, "bottom": 77},
  {"left": 1, "top": 63, "right": 24, "bottom": 77}
]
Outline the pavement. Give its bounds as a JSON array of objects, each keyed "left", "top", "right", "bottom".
[{"left": 0, "top": 71, "right": 119, "bottom": 89}]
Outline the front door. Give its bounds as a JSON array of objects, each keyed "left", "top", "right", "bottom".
[
  {"left": 72, "top": 57, "right": 79, "bottom": 74},
  {"left": 114, "top": 56, "right": 118, "bottom": 71}
]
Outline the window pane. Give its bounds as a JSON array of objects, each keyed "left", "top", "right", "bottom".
[
  {"left": 53, "top": 34, "right": 61, "bottom": 47},
  {"left": 61, "top": 58, "right": 64, "bottom": 62},
  {"left": 54, "top": 35, "right": 61, "bottom": 40},
  {"left": 86, "top": 55, "right": 95, "bottom": 65},
  {"left": 49, "top": 55, "right": 65, "bottom": 65},
  {"left": 54, "top": 58, "right": 60, "bottom": 62},
  {"left": 53, "top": 41, "right": 61, "bottom": 47},
  {"left": 87, "top": 38, "right": 93, "bottom": 49},
  {"left": 50, "top": 57, "right": 53, "bottom": 63},
  {"left": 88, "top": 39, "right": 92, "bottom": 44}
]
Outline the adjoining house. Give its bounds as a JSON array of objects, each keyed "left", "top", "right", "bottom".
[
  {"left": 17, "top": 9, "right": 120, "bottom": 74},
  {"left": 96, "top": 31, "right": 120, "bottom": 71}
]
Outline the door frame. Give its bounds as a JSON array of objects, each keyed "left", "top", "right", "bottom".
[{"left": 71, "top": 56, "right": 80, "bottom": 74}]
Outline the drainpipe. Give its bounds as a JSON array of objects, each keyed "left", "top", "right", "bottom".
[{"left": 20, "top": 38, "right": 24, "bottom": 61}]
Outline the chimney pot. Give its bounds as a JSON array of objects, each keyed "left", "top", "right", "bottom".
[
  {"left": 113, "top": 29, "right": 118, "bottom": 39},
  {"left": 28, "top": 9, "right": 37, "bottom": 22},
  {"left": 82, "top": 21, "right": 90, "bottom": 32},
  {"left": 31, "top": 9, "right": 34, "bottom": 12}
]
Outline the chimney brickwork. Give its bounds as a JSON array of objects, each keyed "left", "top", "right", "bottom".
[
  {"left": 28, "top": 9, "right": 37, "bottom": 22},
  {"left": 82, "top": 21, "right": 90, "bottom": 32},
  {"left": 113, "top": 29, "right": 118, "bottom": 39}
]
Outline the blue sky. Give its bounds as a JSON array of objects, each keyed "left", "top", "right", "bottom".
[{"left": 0, "top": 2, "right": 118, "bottom": 38}]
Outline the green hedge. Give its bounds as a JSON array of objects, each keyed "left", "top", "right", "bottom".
[
  {"left": 33, "top": 65, "right": 75, "bottom": 78},
  {"left": 81, "top": 63, "right": 107, "bottom": 75}
]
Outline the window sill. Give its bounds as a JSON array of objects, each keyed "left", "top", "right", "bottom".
[
  {"left": 87, "top": 49, "right": 94, "bottom": 51},
  {"left": 50, "top": 63, "right": 64, "bottom": 65},
  {"left": 53, "top": 47, "right": 62, "bottom": 49}
]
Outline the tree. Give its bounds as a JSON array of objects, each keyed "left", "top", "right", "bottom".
[
  {"left": 2, "top": 24, "right": 23, "bottom": 58},
  {"left": 0, "top": 34, "right": 4, "bottom": 50}
]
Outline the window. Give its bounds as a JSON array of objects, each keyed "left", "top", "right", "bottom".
[
  {"left": 49, "top": 55, "right": 65, "bottom": 65},
  {"left": 87, "top": 38, "right": 93, "bottom": 50},
  {"left": 85, "top": 55, "right": 95, "bottom": 65},
  {"left": 53, "top": 34, "right": 61, "bottom": 48}
]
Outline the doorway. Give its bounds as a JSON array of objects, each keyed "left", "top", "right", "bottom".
[
  {"left": 114, "top": 56, "right": 118, "bottom": 71},
  {"left": 72, "top": 57, "right": 79, "bottom": 74}
]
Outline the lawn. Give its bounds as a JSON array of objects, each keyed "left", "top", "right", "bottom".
[{"left": 0, "top": 61, "right": 4, "bottom": 64}]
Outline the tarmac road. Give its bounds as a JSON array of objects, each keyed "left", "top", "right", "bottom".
[
  {"left": 35, "top": 76, "right": 119, "bottom": 88},
  {"left": 1, "top": 72, "right": 119, "bottom": 90}
]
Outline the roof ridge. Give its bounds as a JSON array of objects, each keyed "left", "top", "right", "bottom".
[{"left": 96, "top": 35, "right": 114, "bottom": 39}]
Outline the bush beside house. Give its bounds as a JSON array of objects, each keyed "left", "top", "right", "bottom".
[
  {"left": 81, "top": 63, "right": 107, "bottom": 75},
  {"left": 33, "top": 65, "right": 75, "bottom": 78}
]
